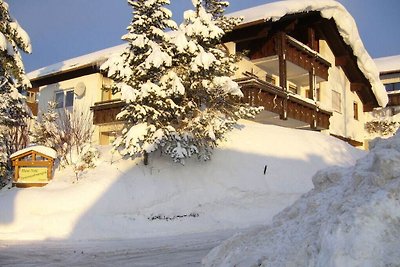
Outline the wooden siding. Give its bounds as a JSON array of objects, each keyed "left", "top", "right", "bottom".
[
  {"left": 91, "top": 99, "right": 125, "bottom": 125},
  {"left": 27, "top": 101, "right": 38, "bottom": 116}
]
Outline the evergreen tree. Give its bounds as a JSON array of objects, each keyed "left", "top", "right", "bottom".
[
  {"left": 31, "top": 102, "right": 64, "bottom": 152},
  {"left": 203, "top": 0, "right": 242, "bottom": 32},
  {"left": 101, "top": 0, "right": 182, "bottom": 162},
  {"left": 168, "top": 0, "right": 261, "bottom": 162},
  {"left": 0, "top": 0, "right": 32, "bottom": 183},
  {"left": 102, "top": 0, "right": 261, "bottom": 164}
]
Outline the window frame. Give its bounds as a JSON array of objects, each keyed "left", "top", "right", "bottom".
[
  {"left": 353, "top": 101, "right": 359, "bottom": 120},
  {"left": 332, "top": 90, "right": 342, "bottom": 113},
  {"left": 55, "top": 89, "right": 74, "bottom": 109}
]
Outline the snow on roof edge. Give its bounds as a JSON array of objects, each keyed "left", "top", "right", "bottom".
[
  {"left": 27, "top": 44, "right": 127, "bottom": 81},
  {"left": 10, "top": 145, "right": 57, "bottom": 159},
  {"left": 374, "top": 55, "right": 400, "bottom": 74},
  {"left": 229, "top": 0, "right": 388, "bottom": 107}
]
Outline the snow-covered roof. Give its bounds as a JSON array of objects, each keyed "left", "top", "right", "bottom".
[
  {"left": 27, "top": 44, "right": 126, "bottom": 81},
  {"left": 10, "top": 145, "right": 57, "bottom": 159},
  {"left": 27, "top": 0, "right": 387, "bottom": 107},
  {"left": 229, "top": 0, "right": 388, "bottom": 107},
  {"left": 374, "top": 55, "right": 400, "bottom": 74}
]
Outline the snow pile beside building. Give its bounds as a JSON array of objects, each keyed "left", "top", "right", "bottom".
[
  {"left": 203, "top": 129, "right": 400, "bottom": 267},
  {"left": 0, "top": 121, "right": 365, "bottom": 241}
]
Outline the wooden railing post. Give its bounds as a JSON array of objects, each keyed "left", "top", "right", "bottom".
[{"left": 276, "top": 32, "right": 288, "bottom": 120}]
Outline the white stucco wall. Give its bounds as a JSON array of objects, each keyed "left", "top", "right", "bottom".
[
  {"left": 37, "top": 73, "right": 104, "bottom": 144},
  {"left": 318, "top": 40, "right": 365, "bottom": 145}
]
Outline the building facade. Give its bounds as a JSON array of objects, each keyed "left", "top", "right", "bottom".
[{"left": 27, "top": 1, "right": 388, "bottom": 147}]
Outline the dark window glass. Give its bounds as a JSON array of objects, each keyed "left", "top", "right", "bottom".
[
  {"left": 65, "top": 90, "right": 74, "bottom": 107},
  {"left": 385, "top": 82, "right": 400, "bottom": 92},
  {"left": 55, "top": 91, "right": 64, "bottom": 109}
]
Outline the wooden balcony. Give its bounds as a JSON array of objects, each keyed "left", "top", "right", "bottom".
[
  {"left": 237, "top": 76, "right": 332, "bottom": 130},
  {"left": 250, "top": 32, "right": 331, "bottom": 87},
  {"left": 90, "top": 99, "right": 125, "bottom": 125}
]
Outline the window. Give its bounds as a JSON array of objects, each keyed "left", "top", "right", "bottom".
[
  {"left": 315, "top": 86, "right": 321, "bottom": 102},
  {"left": 353, "top": 102, "right": 359, "bottom": 120},
  {"left": 306, "top": 85, "right": 321, "bottom": 101},
  {"left": 288, "top": 84, "right": 297, "bottom": 94},
  {"left": 27, "top": 91, "right": 37, "bottom": 103},
  {"left": 265, "top": 73, "right": 276, "bottom": 85},
  {"left": 385, "top": 82, "right": 400, "bottom": 92},
  {"left": 55, "top": 89, "right": 74, "bottom": 109},
  {"left": 332, "top": 90, "right": 341, "bottom": 113}
]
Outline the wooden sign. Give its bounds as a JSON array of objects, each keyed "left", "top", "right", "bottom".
[{"left": 10, "top": 146, "right": 57, "bottom": 188}]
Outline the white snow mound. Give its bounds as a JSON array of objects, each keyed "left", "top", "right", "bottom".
[
  {"left": 0, "top": 121, "right": 364, "bottom": 241},
  {"left": 203, "top": 129, "right": 400, "bottom": 267}
]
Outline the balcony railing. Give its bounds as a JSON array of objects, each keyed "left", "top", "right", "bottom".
[{"left": 237, "top": 75, "right": 332, "bottom": 130}]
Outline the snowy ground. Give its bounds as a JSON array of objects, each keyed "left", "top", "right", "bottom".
[
  {"left": 0, "top": 229, "right": 240, "bottom": 267},
  {"left": 203, "top": 130, "right": 400, "bottom": 267},
  {"left": 0, "top": 121, "right": 365, "bottom": 265}
]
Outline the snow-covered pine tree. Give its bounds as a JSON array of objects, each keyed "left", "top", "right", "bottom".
[
  {"left": 0, "top": 0, "right": 32, "bottom": 183},
  {"left": 203, "top": 0, "right": 242, "bottom": 32},
  {"left": 167, "top": 0, "right": 262, "bottom": 162},
  {"left": 102, "top": 0, "right": 261, "bottom": 164},
  {"left": 101, "top": 0, "right": 184, "bottom": 162},
  {"left": 31, "top": 102, "right": 64, "bottom": 152}
]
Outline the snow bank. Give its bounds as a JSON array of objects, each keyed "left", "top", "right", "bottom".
[
  {"left": 203, "top": 129, "right": 400, "bottom": 267},
  {"left": 229, "top": 0, "right": 388, "bottom": 107},
  {"left": 0, "top": 121, "right": 364, "bottom": 241}
]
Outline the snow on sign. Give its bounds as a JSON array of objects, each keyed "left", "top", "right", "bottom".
[{"left": 10, "top": 146, "right": 57, "bottom": 188}]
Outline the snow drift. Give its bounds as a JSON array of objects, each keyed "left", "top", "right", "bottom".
[
  {"left": 0, "top": 121, "right": 364, "bottom": 241},
  {"left": 203, "top": 129, "right": 400, "bottom": 267}
]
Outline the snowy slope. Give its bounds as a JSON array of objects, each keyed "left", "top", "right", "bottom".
[
  {"left": 203, "top": 129, "right": 400, "bottom": 267},
  {"left": 0, "top": 121, "right": 365, "bottom": 241}
]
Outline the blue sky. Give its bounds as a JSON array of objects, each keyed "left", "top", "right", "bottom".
[{"left": 9, "top": 0, "right": 400, "bottom": 72}]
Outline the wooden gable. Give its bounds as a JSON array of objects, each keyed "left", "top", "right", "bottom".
[{"left": 223, "top": 11, "right": 380, "bottom": 111}]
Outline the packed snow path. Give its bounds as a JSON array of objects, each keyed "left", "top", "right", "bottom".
[{"left": 0, "top": 229, "right": 237, "bottom": 266}]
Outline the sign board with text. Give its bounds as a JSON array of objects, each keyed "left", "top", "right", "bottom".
[
  {"left": 10, "top": 146, "right": 56, "bottom": 188},
  {"left": 18, "top": 167, "right": 49, "bottom": 183}
]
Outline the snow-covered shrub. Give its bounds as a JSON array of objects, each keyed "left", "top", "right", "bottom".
[
  {"left": 72, "top": 144, "right": 99, "bottom": 180},
  {"left": 31, "top": 102, "right": 94, "bottom": 168},
  {"left": 0, "top": 1, "right": 32, "bottom": 186},
  {"left": 101, "top": 0, "right": 261, "bottom": 164}
]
